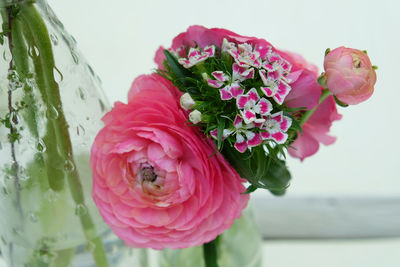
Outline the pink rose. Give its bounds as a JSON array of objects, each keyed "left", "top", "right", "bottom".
[
  {"left": 91, "top": 74, "right": 248, "bottom": 249},
  {"left": 281, "top": 51, "right": 342, "bottom": 160},
  {"left": 287, "top": 95, "right": 342, "bottom": 160},
  {"left": 324, "top": 46, "right": 377, "bottom": 105}
]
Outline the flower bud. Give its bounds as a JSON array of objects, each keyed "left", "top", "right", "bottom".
[
  {"left": 189, "top": 110, "right": 202, "bottom": 124},
  {"left": 324, "top": 47, "right": 377, "bottom": 105},
  {"left": 180, "top": 93, "right": 195, "bottom": 110}
]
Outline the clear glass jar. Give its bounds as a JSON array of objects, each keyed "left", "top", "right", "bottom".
[
  {"left": 0, "top": 0, "right": 148, "bottom": 266},
  {"left": 158, "top": 205, "right": 263, "bottom": 267}
]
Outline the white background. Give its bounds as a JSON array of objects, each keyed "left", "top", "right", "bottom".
[{"left": 42, "top": 0, "right": 400, "bottom": 266}]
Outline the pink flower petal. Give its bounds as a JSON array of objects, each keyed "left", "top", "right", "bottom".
[
  {"left": 247, "top": 132, "right": 262, "bottom": 147},
  {"left": 280, "top": 116, "right": 292, "bottom": 132},
  {"left": 273, "top": 81, "right": 291, "bottom": 105},
  {"left": 247, "top": 88, "right": 260, "bottom": 103},
  {"left": 212, "top": 71, "right": 228, "bottom": 82},
  {"left": 237, "top": 95, "right": 249, "bottom": 109},
  {"left": 271, "top": 132, "right": 288, "bottom": 144},
  {"left": 188, "top": 48, "right": 200, "bottom": 58},
  {"left": 271, "top": 112, "right": 283, "bottom": 122},
  {"left": 260, "top": 131, "right": 271, "bottom": 140},
  {"left": 229, "top": 84, "right": 244, "bottom": 98},
  {"left": 241, "top": 110, "right": 256, "bottom": 124},
  {"left": 256, "top": 98, "right": 273, "bottom": 115},
  {"left": 234, "top": 141, "right": 248, "bottom": 153},
  {"left": 204, "top": 45, "right": 215, "bottom": 57},
  {"left": 234, "top": 115, "right": 243, "bottom": 128},
  {"left": 220, "top": 88, "right": 233, "bottom": 100},
  {"left": 208, "top": 79, "right": 223, "bottom": 88}
]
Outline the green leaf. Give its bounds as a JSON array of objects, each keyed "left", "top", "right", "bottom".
[
  {"left": 243, "top": 184, "right": 258, "bottom": 194},
  {"left": 259, "top": 158, "right": 291, "bottom": 196},
  {"left": 216, "top": 119, "right": 225, "bottom": 150},
  {"left": 222, "top": 145, "right": 291, "bottom": 195},
  {"left": 163, "top": 49, "right": 191, "bottom": 87}
]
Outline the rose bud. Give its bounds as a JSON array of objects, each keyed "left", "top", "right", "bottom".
[{"left": 324, "top": 47, "right": 377, "bottom": 105}]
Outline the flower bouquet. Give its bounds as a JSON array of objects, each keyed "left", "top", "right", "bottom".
[{"left": 90, "top": 25, "right": 377, "bottom": 266}]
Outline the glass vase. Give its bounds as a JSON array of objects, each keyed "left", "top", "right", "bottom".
[
  {"left": 158, "top": 204, "right": 263, "bottom": 267},
  {"left": 0, "top": 0, "right": 148, "bottom": 266}
]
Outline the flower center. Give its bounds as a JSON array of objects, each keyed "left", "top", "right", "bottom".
[{"left": 139, "top": 165, "right": 157, "bottom": 182}]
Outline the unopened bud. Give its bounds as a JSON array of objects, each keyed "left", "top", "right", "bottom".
[
  {"left": 180, "top": 93, "right": 195, "bottom": 110},
  {"left": 189, "top": 110, "right": 202, "bottom": 124}
]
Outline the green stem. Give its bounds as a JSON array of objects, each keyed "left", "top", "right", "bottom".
[
  {"left": 10, "top": 3, "right": 109, "bottom": 267},
  {"left": 2, "top": 5, "right": 24, "bottom": 220},
  {"left": 299, "top": 89, "right": 332, "bottom": 127},
  {"left": 203, "top": 237, "right": 219, "bottom": 267}
]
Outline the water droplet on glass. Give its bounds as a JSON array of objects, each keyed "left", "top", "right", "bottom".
[
  {"left": 86, "top": 241, "right": 96, "bottom": 252},
  {"left": 76, "top": 87, "right": 86, "bottom": 100},
  {"left": 46, "top": 105, "right": 59, "bottom": 120},
  {"left": 37, "top": 139, "right": 47, "bottom": 153},
  {"left": 53, "top": 67, "right": 63, "bottom": 83},
  {"left": 64, "top": 159, "right": 75, "bottom": 173},
  {"left": 87, "top": 64, "right": 95, "bottom": 76},
  {"left": 75, "top": 203, "right": 88, "bottom": 217},
  {"left": 71, "top": 51, "right": 79, "bottom": 64},
  {"left": 3, "top": 50, "right": 11, "bottom": 61},
  {"left": 50, "top": 34, "right": 59, "bottom": 45},
  {"left": 29, "top": 212, "right": 38, "bottom": 223},
  {"left": 45, "top": 189, "right": 58, "bottom": 202},
  {"left": 76, "top": 124, "right": 85, "bottom": 136},
  {"left": 98, "top": 99, "right": 106, "bottom": 112},
  {"left": 28, "top": 45, "right": 40, "bottom": 58},
  {"left": 12, "top": 227, "right": 23, "bottom": 236},
  {"left": 0, "top": 141, "right": 2, "bottom": 150}
]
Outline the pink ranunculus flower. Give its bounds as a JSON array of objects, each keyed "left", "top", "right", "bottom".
[
  {"left": 281, "top": 51, "right": 342, "bottom": 160},
  {"left": 91, "top": 74, "right": 249, "bottom": 249},
  {"left": 324, "top": 46, "right": 377, "bottom": 105}
]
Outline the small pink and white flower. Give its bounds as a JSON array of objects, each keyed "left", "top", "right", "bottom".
[
  {"left": 236, "top": 88, "right": 273, "bottom": 124},
  {"left": 207, "top": 70, "right": 229, "bottom": 88},
  {"left": 259, "top": 70, "right": 291, "bottom": 105},
  {"left": 232, "top": 115, "right": 263, "bottom": 153},
  {"left": 219, "top": 83, "right": 245, "bottom": 100},
  {"left": 206, "top": 70, "right": 245, "bottom": 100},
  {"left": 232, "top": 63, "right": 255, "bottom": 82},
  {"left": 261, "top": 112, "right": 292, "bottom": 144},
  {"left": 178, "top": 45, "right": 216, "bottom": 68},
  {"left": 223, "top": 39, "right": 262, "bottom": 68},
  {"left": 210, "top": 115, "right": 262, "bottom": 153}
]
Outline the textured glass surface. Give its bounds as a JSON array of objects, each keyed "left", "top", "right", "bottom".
[
  {"left": 158, "top": 206, "right": 262, "bottom": 267},
  {"left": 0, "top": 1, "right": 147, "bottom": 266}
]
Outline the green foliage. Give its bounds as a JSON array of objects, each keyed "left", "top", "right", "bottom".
[
  {"left": 160, "top": 48, "right": 298, "bottom": 195},
  {"left": 222, "top": 145, "right": 291, "bottom": 195}
]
